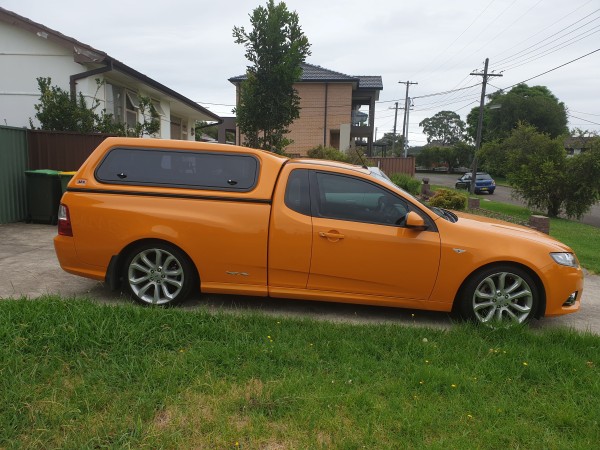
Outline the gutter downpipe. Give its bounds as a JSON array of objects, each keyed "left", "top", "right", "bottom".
[
  {"left": 69, "top": 60, "right": 114, "bottom": 100},
  {"left": 323, "top": 83, "right": 329, "bottom": 147}
]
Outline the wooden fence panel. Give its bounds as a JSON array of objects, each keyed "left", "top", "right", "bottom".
[{"left": 368, "top": 157, "right": 415, "bottom": 176}]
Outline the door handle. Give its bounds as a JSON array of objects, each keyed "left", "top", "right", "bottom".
[{"left": 319, "top": 231, "right": 345, "bottom": 240}]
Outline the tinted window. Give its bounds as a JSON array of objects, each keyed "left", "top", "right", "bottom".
[
  {"left": 314, "top": 172, "right": 409, "bottom": 226},
  {"left": 95, "top": 148, "right": 259, "bottom": 191},
  {"left": 476, "top": 174, "right": 492, "bottom": 180},
  {"left": 284, "top": 169, "right": 311, "bottom": 215}
]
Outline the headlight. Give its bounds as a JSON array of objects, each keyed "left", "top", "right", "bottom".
[{"left": 550, "top": 252, "right": 579, "bottom": 268}]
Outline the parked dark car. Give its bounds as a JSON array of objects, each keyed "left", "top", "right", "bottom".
[{"left": 455, "top": 172, "right": 496, "bottom": 194}]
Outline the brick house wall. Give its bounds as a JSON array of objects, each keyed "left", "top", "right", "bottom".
[
  {"left": 286, "top": 83, "right": 352, "bottom": 155},
  {"left": 230, "top": 63, "right": 382, "bottom": 156}
]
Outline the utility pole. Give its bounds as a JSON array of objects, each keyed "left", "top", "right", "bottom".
[
  {"left": 399, "top": 81, "right": 418, "bottom": 157},
  {"left": 403, "top": 97, "right": 413, "bottom": 157},
  {"left": 469, "top": 58, "right": 502, "bottom": 194},
  {"left": 391, "top": 102, "right": 399, "bottom": 155}
]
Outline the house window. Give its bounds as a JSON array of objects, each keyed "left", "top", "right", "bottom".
[
  {"left": 170, "top": 116, "right": 188, "bottom": 140},
  {"left": 125, "top": 91, "right": 139, "bottom": 130},
  {"left": 151, "top": 100, "right": 165, "bottom": 116}
]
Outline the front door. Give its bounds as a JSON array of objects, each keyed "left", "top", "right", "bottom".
[{"left": 307, "top": 171, "right": 441, "bottom": 300}]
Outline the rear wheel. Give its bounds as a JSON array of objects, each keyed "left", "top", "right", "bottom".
[
  {"left": 459, "top": 265, "right": 538, "bottom": 326},
  {"left": 123, "top": 243, "right": 195, "bottom": 306}
]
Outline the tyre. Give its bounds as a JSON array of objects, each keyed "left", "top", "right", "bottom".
[
  {"left": 123, "top": 242, "right": 195, "bottom": 306},
  {"left": 459, "top": 265, "right": 538, "bottom": 326}
]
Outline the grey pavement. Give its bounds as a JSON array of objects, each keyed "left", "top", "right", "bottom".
[{"left": 1, "top": 222, "right": 599, "bottom": 334}]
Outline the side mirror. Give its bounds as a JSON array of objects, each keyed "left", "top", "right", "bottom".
[{"left": 405, "top": 211, "right": 428, "bottom": 230}]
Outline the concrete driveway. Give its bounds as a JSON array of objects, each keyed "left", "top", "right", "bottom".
[{"left": 1, "top": 223, "right": 599, "bottom": 334}]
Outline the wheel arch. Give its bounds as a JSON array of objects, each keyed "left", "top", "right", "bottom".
[
  {"left": 105, "top": 238, "right": 200, "bottom": 292},
  {"left": 452, "top": 261, "right": 546, "bottom": 319}
]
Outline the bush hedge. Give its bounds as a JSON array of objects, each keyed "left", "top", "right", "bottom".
[
  {"left": 389, "top": 173, "right": 421, "bottom": 196},
  {"left": 429, "top": 188, "right": 467, "bottom": 210}
]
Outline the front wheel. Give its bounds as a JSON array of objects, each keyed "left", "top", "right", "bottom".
[
  {"left": 459, "top": 265, "right": 539, "bottom": 326},
  {"left": 123, "top": 243, "right": 195, "bottom": 306}
]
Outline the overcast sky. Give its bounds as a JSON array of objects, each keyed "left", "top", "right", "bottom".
[{"left": 4, "top": 0, "right": 599, "bottom": 144}]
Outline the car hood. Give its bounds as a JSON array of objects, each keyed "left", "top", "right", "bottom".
[{"left": 451, "top": 211, "right": 572, "bottom": 252}]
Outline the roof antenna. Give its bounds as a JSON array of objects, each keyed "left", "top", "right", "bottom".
[{"left": 354, "top": 147, "right": 368, "bottom": 169}]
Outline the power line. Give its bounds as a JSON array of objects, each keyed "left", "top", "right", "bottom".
[
  {"left": 571, "top": 110, "right": 600, "bottom": 117},
  {"left": 494, "top": 9, "right": 600, "bottom": 66},
  {"left": 406, "top": 0, "right": 497, "bottom": 81},
  {"left": 500, "top": 48, "right": 600, "bottom": 91},
  {"left": 416, "top": 0, "right": 520, "bottom": 85},
  {"left": 498, "top": 23, "right": 600, "bottom": 72},
  {"left": 469, "top": 0, "right": 545, "bottom": 59},
  {"left": 198, "top": 101, "right": 236, "bottom": 107},
  {"left": 568, "top": 114, "right": 600, "bottom": 126},
  {"left": 493, "top": 0, "right": 596, "bottom": 59},
  {"left": 412, "top": 83, "right": 480, "bottom": 100}
]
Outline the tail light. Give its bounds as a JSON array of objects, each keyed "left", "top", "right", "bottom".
[{"left": 58, "top": 204, "right": 73, "bottom": 236}]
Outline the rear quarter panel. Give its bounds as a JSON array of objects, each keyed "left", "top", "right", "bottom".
[{"left": 62, "top": 138, "right": 287, "bottom": 291}]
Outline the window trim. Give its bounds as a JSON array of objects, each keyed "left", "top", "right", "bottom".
[{"left": 94, "top": 146, "right": 260, "bottom": 193}]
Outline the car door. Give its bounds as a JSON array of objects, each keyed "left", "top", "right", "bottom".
[{"left": 307, "top": 171, "right": 441, "bottom": 301}]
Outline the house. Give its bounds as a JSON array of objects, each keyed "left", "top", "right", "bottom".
[
  {"left": 0, "top": 7, "right": 220, "bottom": 139},
  {"left": 564, "top": 136, "right": 596, "bottom": 156},
  {"left": 229, "top": 63, "right": 383, "bottom": 155}
]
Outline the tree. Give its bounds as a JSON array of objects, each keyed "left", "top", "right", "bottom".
[
  {"left": 233, "top": 0, "right": 311, "bottom": 154},
  {"left": 501, "top": 124, "right": 600, "bottom": 218},
  {"left": 452, "top": 141, "right": 475, "bottom": 168},
  {"left": 31, "top": 77, "right": 159, "bottom": 137},
  {"left": 415, "top": 142, "right": 474, "bottom": 171},
  {"left": 32, "top": 77, "right": 97, "bottom": 132},
  {"left": 466, "top": 83, "right": 568, "bottom": 143},
  {"left": 419, "top": 110, "right": 466, "bottom": 145},
  {"left": 478, "top": 139, "right": 508, "bottom": 177},
  {"left": 374, "top": 132, "right": 404, "bottom": 156}
]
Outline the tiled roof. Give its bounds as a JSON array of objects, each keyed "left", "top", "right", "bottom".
[
  {"left": 299, "top": 63, "right": 356, "bottom": 81},
  {"left": 356, "top": 75, "right": 383, "bottom": 90},
  {"left": 230, "top": 63, "right": 383, "bottom": 90}
]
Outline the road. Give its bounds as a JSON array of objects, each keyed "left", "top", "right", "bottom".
[{"left": 420, "top": 173, "right": 600, "bottom": 228}]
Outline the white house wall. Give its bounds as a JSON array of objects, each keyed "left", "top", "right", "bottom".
[
  {"left": 0, "top": 22, "right": 83, "bottom": 128},
  {"left": 1, "top": 18, "right": 212, "bottom": 139}
]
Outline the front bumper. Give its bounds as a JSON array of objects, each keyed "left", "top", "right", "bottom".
[{"left": 541, "top": 263, "right": 584, "bottom": 317}]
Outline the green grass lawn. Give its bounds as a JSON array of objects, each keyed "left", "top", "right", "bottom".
[{"left": 1, "top": 298, "right": 599, "bottom": 448}]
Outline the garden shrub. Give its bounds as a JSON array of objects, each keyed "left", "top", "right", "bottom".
[
  {"left": 429, "top": 189, "right": 467, "bottom": 210},
  {"left": 307, "top": 145, "right": 351, "bottom": 162},
  {"left": 306, "top": 145, "right": 367, "bottom": 165},
  {"left": 389, "top": 173, "right": 421, "bottom": 196}
]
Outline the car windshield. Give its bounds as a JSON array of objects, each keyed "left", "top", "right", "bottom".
[
  {"left": 476, "top": 174, "right": 492, "bottom": 180},
  {"left": 427, "top": 206, "right": 458, "bottom": 223}
]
